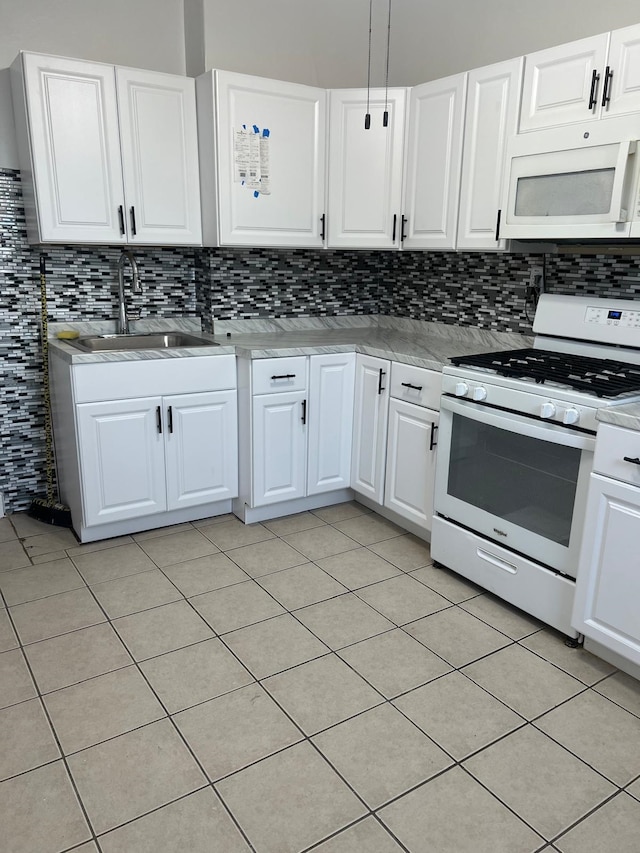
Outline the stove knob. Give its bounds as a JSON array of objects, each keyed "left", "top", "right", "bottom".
[
  {"left": 563, "top": 407, "right": 580, "bottom": 426},
  {"left": 454, "top": 382, "right": 469, "bottom": 397},
  {"left": 540, "top": 402, "right": 556, "bottom": 419},
  {"left": 472, "top": 386, "right": 487, "bottom": 401}
]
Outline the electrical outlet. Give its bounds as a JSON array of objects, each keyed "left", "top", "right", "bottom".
[
  {"left": 529, "top": 265, "right": 545, "bottom": 293},
  {"left": 0, "top": 492, "right": 4, "bottom": 518}
]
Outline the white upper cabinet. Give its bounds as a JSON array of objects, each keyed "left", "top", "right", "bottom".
[
  {"left": 457, "top": 58, "right": 523, "bottom": 251},
  {"left": 402, "top": 74, "right": 466, "bottom": 250},
  {"left": 11, "top": 52, "right": 201, "bottom": 246},
  {"left": 520, "top": 24, "right": 640, "bottom": 131},
  {"left": 327, "top": 88, "right": 406, "bottom": 249},
  {"left": 12, "top": 54, "right": 126, "bottom": 244},
  {"left": 197, "top": 70, "right": 327, "bottom": 248},
  {"left": 115, "top": 68, "right": 202, "bottom": 246}
]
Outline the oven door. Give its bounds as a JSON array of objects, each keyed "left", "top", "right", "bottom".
[{"left": 434, "top": 397, "right": 596, "bottom": 578}]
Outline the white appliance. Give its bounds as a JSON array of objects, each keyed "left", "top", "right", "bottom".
[
  {"left": 431, "top": 294, "right": 640, "bottom": 636},
  {"left": 500, "top": 115, "right": 640, "bottom": 240}
]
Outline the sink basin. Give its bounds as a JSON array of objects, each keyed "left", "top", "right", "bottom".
[{"left": 66, "top": 332, "right": 220, "bottom": 352}]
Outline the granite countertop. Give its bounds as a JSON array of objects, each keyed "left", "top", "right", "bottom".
[
  {"left": 48, "top": 316, "right": 533, "bottom": 372},
  {"left": 597, "top": 402, "right": 640, "bottom": 432}
]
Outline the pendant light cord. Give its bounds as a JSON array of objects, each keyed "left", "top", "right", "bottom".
[
  {"left": 365, "top": 0, "right": 373, "bottom": 128},
  {"left": 383, "top": 0, "right": 392, "bottom": 125}
]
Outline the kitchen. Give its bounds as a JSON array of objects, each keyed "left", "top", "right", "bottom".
[{"left": 2, "top": 1, "right": 640, "bottom": 851}]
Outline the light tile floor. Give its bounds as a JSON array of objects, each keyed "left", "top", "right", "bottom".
[{"left": 1, "top": 504, "right": 640, "bottom": 853}]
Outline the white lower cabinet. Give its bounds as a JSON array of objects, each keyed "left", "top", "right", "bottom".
[
  {"left": 351, "top": 356, "right": 441, "bottom": 534},
  {"left": 252, "top": 389, "right": 308, "bottom": 506},
  {"left": 237, "top": 353, "right": 355, "bottom": 518},
  {"left": 51, "top": 355, "right": 238, "bottom": 542},
  {"left": 351, "top": 355, "right": 390, "bottom": 503},
  {"left": 384, "top": 399, "right": 439, "bottom": 528},
  {"left": 572, "top": 423, "right": 640, "bottom": 666}
]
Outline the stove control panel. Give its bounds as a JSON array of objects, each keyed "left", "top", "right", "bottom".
[
  {"left": 441, "top": 370, "right": 597, "bottom": 432},
  {"left": 585, "top": 306, "right": 640, "bottom": 329}
]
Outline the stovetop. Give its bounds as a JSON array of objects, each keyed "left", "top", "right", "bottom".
[{"left": 449, "top": 348, "right": 640, "bottom": 399}]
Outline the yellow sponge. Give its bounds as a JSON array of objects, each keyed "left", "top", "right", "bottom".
[{"left": 56, "top": 330, "right": 80, "bottom": 340}]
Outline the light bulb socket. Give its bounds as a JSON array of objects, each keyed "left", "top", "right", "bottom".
[
  {"left": 383, "top": 110, "right": 389, "bottom": 127},
  {"left": 364, "top": 113, "right": 371, "bottom": 130}
]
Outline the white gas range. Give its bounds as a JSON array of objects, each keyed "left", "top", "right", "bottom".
[{"left": 431, "top": 294, "right": 640, "bottom": 637}]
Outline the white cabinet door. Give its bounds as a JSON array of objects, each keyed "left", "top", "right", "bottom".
[
  {"left": 164, "top": 391, "right": 238, "bottom": 511},
  {"left": 351, "top": 355, "right": 389, "bottom": 504},
  {"left": 202, "top": 70, "right": 326, "bottom": 247},
  {"left": 327, "top": 88, "right": 406, "bottom": 249},
  {"left": 402, "top": 74, "right": 466, "bottom": 250},
  {"left": 252, "top": 391, "right": 307, "bottom": 506},
  {"left": 15, "top": 53, "right": 126, "bottom": 244},
  {"left": 76, "top": 397, "right": 166, "bottom": 526},
  {"left": 605, "top": 24, "right": 640, "bottom": 118},
  {"left": 116, "top": 68, "right": 202, "bottom": 246},
  {"left": 572, "top": 473, "right": 640, "bottom": 666},
  {"left": 384, "top": 399, "right": 438, "bottom": 529},
  {"left": 307, "top": 353, "right": 355, "bottom": 496},
  {"left": 457, "top": 58, "right": 522, "bottom": 251},
  {"left": 519, "top": 34, "right": 609, "bottom": 131}
]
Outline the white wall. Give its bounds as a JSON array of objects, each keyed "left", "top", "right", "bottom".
[
  {"left": 196, "top": 0, "right": 640, "bottom": 86},
  {"left": 0, "top": 0, "right": 186, "bottom": 168}
]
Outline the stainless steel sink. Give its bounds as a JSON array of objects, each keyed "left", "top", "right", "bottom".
[{"left": 66, "top": 332, "right": 220, "bottom": 352}]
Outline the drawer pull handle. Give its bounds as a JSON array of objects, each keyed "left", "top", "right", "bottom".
[
  {"left": 378, "top": 368, "right": 386, "bottom": 395},
  {"left": 117, "top": 205, "right": 125, "bottom": 235},
  {"left": 271, "top": 373, "right": 296, "bottom": 380},
  {"left": 401, "top": 382, "right": 423, "bottom": 392},
  {"left": 623, "top": 456, "right": 640, "bottom": 465},
  {"left": 167, "top": 405, "right": 173, "bottom": 434},
  {"left": 301, "top": 399, "right": 307, "bottom": 425},
  {"left": 477, "top": 548, "right": 517, "bottom": 575},
  {"left": 130, "top": 206, "right": 137, "bottom": 237},
  {"left": 156, "top": 405, "right": 162, "bottom": 434}
]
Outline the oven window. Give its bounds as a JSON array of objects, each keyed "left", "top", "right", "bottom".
[{"left": 447, "top": 414, "right": 581, "bottom": 546}]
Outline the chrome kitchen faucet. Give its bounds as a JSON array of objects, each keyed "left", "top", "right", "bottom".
[{"left": 116, "top": 250, "right": 142, "bottom": 335}]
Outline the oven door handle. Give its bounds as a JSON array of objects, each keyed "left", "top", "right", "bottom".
[{"left": 440, "top": 396, "right": 596, "bottom": 452}]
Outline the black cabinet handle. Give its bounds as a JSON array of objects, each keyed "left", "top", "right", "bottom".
[
  {"left": 392, "top": 213, "right": 397, "bottom": 242},
  {"left": 623, "top": 456, "right": 640, "bottom": 465},
  {"left": 377, "top": 368, "right": 386, "bottom": 395},
  {"left": 588, "top": 68, "right": 601, "bottom": 110},
  {"left": 167, "top": 405, "right": 173, "bottom": 434},
  {"left": 400, "top": 215, "right": 407, "bottom": 243},
  {"left": 156, "top": 406, "right": 162, "bottom": 434},
  {"left": 401, "top": 382, "right": 423, "bottom": 392},
  {"left": 118, "top": 205, "right": 125, "bottom": 235},
  {"left": 495, "top": 208, "right": 501, "bottom": 241},
  {"left": 320, "top": 213, "right": 326, "bottom": 241},
  {"left": 271, "top": 373, "right": 296, "bottom": 380},
  {"left": 602, "top": 66, "right": 613, "bottom": 108},
  {"left": 430, "top": 422, "right": 438, "bottom": 451},
  {"left": 130, "top": 206, "right": 137, "bottom": 236},
  {"left": 301, "top": 399, "right": 307, "bottom": 425}
]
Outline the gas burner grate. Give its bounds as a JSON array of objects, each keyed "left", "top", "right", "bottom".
[{"left": 449, "top": 348, "right": 640, "bottom": 398}]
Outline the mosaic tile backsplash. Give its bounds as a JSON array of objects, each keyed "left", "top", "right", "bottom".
[{"left": 3, "top": 166, "right": 640, "bottom": 512}]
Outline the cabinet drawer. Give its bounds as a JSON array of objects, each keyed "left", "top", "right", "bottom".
[
  {"left": 389, "top": 363, "right": 441, "bottom": 410},
  {"left": 252, "top": 357, "right": 307, "bottom": 394},
  {"left": 593, "top": 422, "right": 640, "bottom": 486},
  {"left": 73, "top": 355, "right": 237, "bottom": 403}
]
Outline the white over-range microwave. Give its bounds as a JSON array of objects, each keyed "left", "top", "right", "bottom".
[{"left": 499, "top": 114, "right": 640, "bottom": 240}]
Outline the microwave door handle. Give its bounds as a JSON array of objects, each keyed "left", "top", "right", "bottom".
[{"left": 608, "top": 139, "right": 636, "bottom": 223}]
